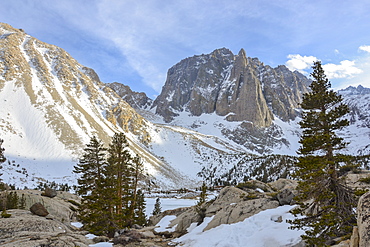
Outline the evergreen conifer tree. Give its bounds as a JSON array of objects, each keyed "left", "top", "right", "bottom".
[
  {"left": 105, "top": 132, "right": 134, "bottom": 229},
  {"left": 289, "top": 61, "right": 356, "bottom": 245},
  {"left": 196, "top": 182, "right": 207, "bottom": 225},
  {"left": 74, "top": 133, "right": 147, "bottom": 236},
  {"left": 73, "top": 136, "right": 109, "bottom": 235},
  {"left": 0, "top": 138, "right": 6, "bottom": 180},
  {"left": 152, "top": 197, "right": 162, "bottom": 216},
  {"left": 129, "top": 155, "right": 145, "bottom": 224},
  {"left": 0, "top": 139, "right": 5, "bottom": 164},
  {"left": 134, "top": 189, "right": 147, "bottom": 226}
]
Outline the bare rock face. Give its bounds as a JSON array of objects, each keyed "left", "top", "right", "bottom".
[
  {"left": 152, "top": 48, "right": 309, "bottom": 127},
  {"left": 30, "top": 202, "right": 49, "bottom": 217},
  {"left": 106, "top": 82, "right": 153, "bottom": 109},
  {"left": 357, "top": 191, "right": 370, "bottom": 247},
  {"left": 0, "top": 209, "right": 92, "bottom": 247},
  {"left": 268, "top": 178, "right": 298, "bottom": 191},
  {"left": 0, "top": 190, "right": 80, "bottom": 223}
]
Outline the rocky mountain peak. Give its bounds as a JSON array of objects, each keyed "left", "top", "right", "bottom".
[{"left": 152, "top": 48, "right": 310, "bottom": 126}]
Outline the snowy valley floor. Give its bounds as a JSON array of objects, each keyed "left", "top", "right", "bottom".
[{"left": 85, "top": 202, "right": 303, "bottom": 247}]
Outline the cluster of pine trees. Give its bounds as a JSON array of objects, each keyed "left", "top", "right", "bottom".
[
  {"left": 73, "top": 133, "right": 146, "bottom": 237},
  {"left": 0, "top": 191, "right": 26, "bottom": 211}
]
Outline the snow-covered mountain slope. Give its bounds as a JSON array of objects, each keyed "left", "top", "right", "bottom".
[
  {"left": 0, "top": 23, "right": 153, "bottom": 187},
  {"left": 0, "top": 23, "right": 249, "bottom": 189},
  {"left": 339, "top": 85, "right": 370, "bottom": 156},
  {"left": 1, "top": 23, "right": 369, "bottom": 190}
]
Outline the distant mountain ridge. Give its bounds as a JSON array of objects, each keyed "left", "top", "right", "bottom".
[{"left": 1, "top": 22, "right": 370, "bottom": 190}]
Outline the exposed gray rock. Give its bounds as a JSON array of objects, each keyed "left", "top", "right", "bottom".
[
  {"left": 153, "top": 186, "right": 280, "bottom": 234},
  {"left": 277, "top": 188, "right": 295, "bottom": 205},
  {"left": 350, "top": 226, "right": 359, "bottom": 247},
  {"left": 93, "top": 235, "right": 110, "bottom": 243},
  {"left": 0, "top": 190, "right": 79, "bottom": 223},
  {"left": 204, "top": 197, "right": 279, "bottom": 231},
  {"left": 0, "top": 209, "right": 92, "bottom": 247},
  {"left": 106, "top": 82, "right": 153, "bottom": 109},
  {"left": 152, "top": 48, "right": 309, "bottom": 126},
  {"left": 42, "top": 187, "right": 57, "bottom": 198},
  {"left": 30, "top": 202, "right": 49, "bottom": 217},
  {"left": 269, "top": 178, "right": 298, "bottom": 191},
  {"left": 357, "top": 191, "right": 370, "bottom": 247}
]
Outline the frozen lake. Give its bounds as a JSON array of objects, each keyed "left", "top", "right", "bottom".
[{"left": 145, "top": 197, "right": 197, "bottom": 217}]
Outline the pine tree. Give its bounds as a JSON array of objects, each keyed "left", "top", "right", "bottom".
[
  {"left": 105, "top": 132, "right": 134, "bottom": 229},
  {"left": 129, "top": 154, "right": 145, "bottom": 225},
  {"left": 196, "top": 182, "right": 207, "bottom": 225},
  {"left": 18, "top": 194, "right": 26, "bottom": 210},
  {"left": 0, "top": 138, "right": 6, "bottom": 180},
  {"left": 0, "top": 138, "right": 5, "bottom": 164},
  {"left": 134, "top": 189, "right": 147, "bottom": 226},
  {"left": 73, "top": 136, "right": 109, "bottom": 235},
  {"left": 289, "top": 61, "right": 356, "bottom": 246},
  {"left": 152, "top": 197, "right": 162, "bottom": 216},
  {"left": 73, "top": 136, "right": 106, "bottom": 196}
]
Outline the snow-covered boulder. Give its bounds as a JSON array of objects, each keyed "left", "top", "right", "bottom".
[
  {"left": 151, "top": 185, "right": 281, "bottom": 235},
  {"left": 203, "top": 197, "right": 279, "bottom": 231}
]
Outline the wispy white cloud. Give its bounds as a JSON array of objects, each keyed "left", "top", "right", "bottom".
[
  {"left": 322, "top": 60, "right": 362, "bottom": 79},
  {"left": 359, "top": 45, "right": 370, "bottom": 53},
  {"left": 286, "top": 45, "right": 370, "bottom": 90},
  {"left": 285, "top": 54, "right": 317, "bottom": 74},
  {"left": 3, "top": 0, "right": 370, "bottom": 93}
]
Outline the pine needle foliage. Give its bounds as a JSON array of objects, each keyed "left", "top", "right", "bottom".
[
  {"left": 288, "top": 61, "right": 356, "bottom": 246},
  {"left": 152, "top": 197, "right": 162, "bottom": 216},
  {"left": 104, "top": 132, "right": 134, "bottom": 229},
  {"left": 0, "top": 138, "right": 6, "bottom": 180},
  {"left": 74, "top": 133, "right": 147, "bottom": 237},
  {"left": 0, "top": 139, "right": 5, "bottom": 164},
  {"left": 73, "top": 136, "right": 108, "bottom": 235}
]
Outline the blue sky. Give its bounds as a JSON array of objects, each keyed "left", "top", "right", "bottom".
[{"left": 1, "top": 0, "right": 370, "bottom": 98}]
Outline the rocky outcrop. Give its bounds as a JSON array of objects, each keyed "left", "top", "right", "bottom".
[
  {"left": 357, "top": 191, "right": 370, "bottom": 247},
  {"left": 0, "top": 209, "right": 92, "bottom": 247},
  {"left": 150, "top": 182, "right": 293, "bottom": 236},
  {"left": 106, "top": 82, "right": 153, "bottom": 109},
  {"left": 0, "top": 189, "right": 80, "bottom": 222},
  {"left": 152, "top": 47, "right": 309, "bottom": 126},
  {"left": 0, "top": 190, "right": 89, "bottom": 246}
]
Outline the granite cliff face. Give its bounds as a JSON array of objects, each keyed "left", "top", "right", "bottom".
[
  {"left": 105, "top": 82, "right": 153, "bottom": 110},
  {"left": 152, "top": 48, "right": 310, "bottom": 126}
]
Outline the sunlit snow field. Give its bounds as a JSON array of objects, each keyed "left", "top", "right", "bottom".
[{"left": 77, "top": 198, "right": 303, "bottom": 247}]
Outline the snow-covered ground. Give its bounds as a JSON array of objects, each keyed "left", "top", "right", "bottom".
[
  {"left": 74, "top": 201, "right": 304, "bottom": 247},
  {"left": 172, "top": 205, "right": 304, "bottom": 247}
]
